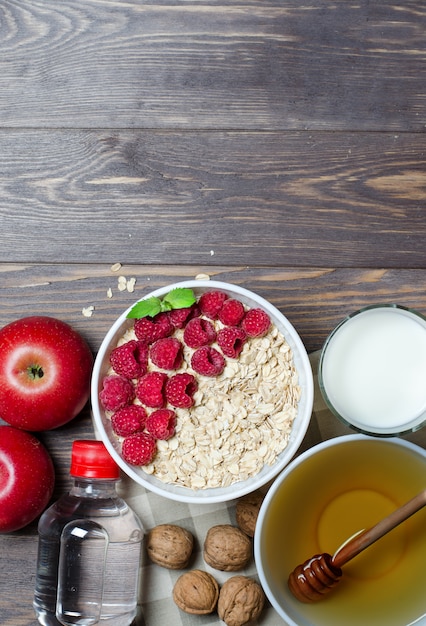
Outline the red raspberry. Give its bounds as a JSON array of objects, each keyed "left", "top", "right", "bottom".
[
  {"left": 191, "top": 346, "right": 225, "bottom": 377},
  {"left": 218, "top": 298, "right": 245, "bottom": 326},
  {"left": 135, "top": 371, "right": 167, "bottom": 408},
  {"left": 168, "top": 305, "right": 200, "bottom": 328},
  {"left": 198, "top": 291, "right": 228, "bottom": 319},
  {"left": 150, "top": 337, "right": 183, "bottom": 370},
  {"left": 99, "top": 375, "right": 135, "bottom": 412},
  {"left": 217, "top": 327, "right": 247, "bottom": 358},
  {"left": 145, "top": 409, "right": 176, "bottom": 440},
  {"left": 165, "top": 373, "right": 197, "bottom": 408},
  {"left": 241, "top": 308, "right": 271, "bottom": 337},
  {"left": 111, "top": 405, "right": 147, "bottom": 437},
  {"left": 110, "top": 340, "right": 149, "bottom": 379},
  {"left": 183, "top": 317, "right": 216, "bottom": 348},
  {"left": 134, "top": 312, "right": 172, "bottom": 344},
  {"left": 122, "top": 432, "right": 157, "bottom": 466}
]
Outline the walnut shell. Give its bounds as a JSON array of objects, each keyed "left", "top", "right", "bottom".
[
  {"left": 146, "top": 524, "right": 194, "bottom": 569},
  {"left": 203, "top": 524, "right": 252, "bottom": 571},
  {"left": 235, "top": 490, "right": 265, "bottom": 537},
  {"left": 218, "top": 575, "right": 265, "bottom": 626},
  {"left": 173, "top": 569, "right": 219, "bottom": 615}
]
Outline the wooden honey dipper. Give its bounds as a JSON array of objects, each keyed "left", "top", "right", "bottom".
[{"left": 288, "top": 487, "right": 426, "bottom": 603}]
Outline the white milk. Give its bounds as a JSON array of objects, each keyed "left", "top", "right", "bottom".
[{"left": 320, "top": 307, "right": 426, "bottom": 434}]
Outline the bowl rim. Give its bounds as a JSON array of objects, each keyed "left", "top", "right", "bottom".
[
  {"left": 254, "top": 433, "right": 426, "bottom": 626},
  {"left": 91, "top": 279, "right": 314, "bottom": 503}
]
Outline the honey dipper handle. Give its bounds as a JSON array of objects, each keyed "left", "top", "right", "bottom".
[{"left": 332, "top": 487, "right": 426, "bottom": 569}]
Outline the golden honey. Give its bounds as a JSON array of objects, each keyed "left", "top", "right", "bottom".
[{"left": 259, "top": 438, "right": 426, "bottom": 626}]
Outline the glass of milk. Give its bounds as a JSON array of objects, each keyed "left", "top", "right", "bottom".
[{"left": 318, "top": 304, "right": 426, "bottom": 436}]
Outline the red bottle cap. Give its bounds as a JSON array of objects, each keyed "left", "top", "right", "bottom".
[{"left": 70, "top": 440, "right": 120, "bottom": 479}]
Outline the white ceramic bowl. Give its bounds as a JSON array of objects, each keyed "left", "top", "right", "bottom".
[
  {"left": 254, "top": 435, "right": 426, "bottom": 626},
  {"left": 91, "top": 280, "right": 314, "bottom": 504}
]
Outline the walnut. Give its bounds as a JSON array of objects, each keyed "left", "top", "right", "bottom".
[
  {"left": 146, "top": 524, "right": 194, "bottom": 569},
  {"left": 235, "top": 490, "right": 265, "bottom": 537},
  {"left": 173, "top": 569, "right": 219, "bottom": 615},
  {"left": 218, "top": 575, "right": 265, "bottom": 626},
  {"left": 203, "top": 524, "right": 252, "bottom": 571}
]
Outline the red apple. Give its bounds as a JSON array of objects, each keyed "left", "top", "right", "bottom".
[
  {"left": 0, "top": 316, "right": 93, "bottom": 431},
  {"left": 0, "top": 425, "right": 55, "bottom": 532}
]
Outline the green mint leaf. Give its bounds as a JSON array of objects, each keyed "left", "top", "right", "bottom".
[
  {"left": 126, "top": 296, "right": 162, "bottom": 319},
  {"left": 126, "top": 288, "right": 197, "bottom": 319},
  {"left": 162, "top": 288, "right": 196, "bottom": 310},
  {"left": 159, "top": 300, "right": 173, "bottom": 312}
]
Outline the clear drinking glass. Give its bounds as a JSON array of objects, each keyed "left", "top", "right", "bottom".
[{"left": 318, "top": 304, "right": 426, "bottom": 436}]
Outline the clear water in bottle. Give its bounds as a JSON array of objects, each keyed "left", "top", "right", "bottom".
[{"left": 34, "top": 441, "right": 144, "bottom": 626}]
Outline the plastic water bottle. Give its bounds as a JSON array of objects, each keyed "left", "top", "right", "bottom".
[{"left": 33, "top": 440, "right": 144, "bottom": 626}]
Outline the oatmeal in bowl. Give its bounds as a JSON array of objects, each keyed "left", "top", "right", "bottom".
[{"left": 91, "top": 280, "right": 314, "bottom": 503}]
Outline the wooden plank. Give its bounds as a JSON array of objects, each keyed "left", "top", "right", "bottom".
[
  {"left": 1, "top": 263, "right": 425, "bottom": 354},
  {"left": 0, "top": 130, "right": 425, "bottom": 268},
  {"left": 0, "top": 535, "right": 40, "bottom": 626},
  {"left": 0, "top": 1, "right": 424, "bottom": 130}
]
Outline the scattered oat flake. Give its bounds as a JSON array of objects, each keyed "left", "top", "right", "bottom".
[
  {"left": 118, "top": 276, "right": 127, "bottom": 291},
  {"left": 195, "top": 273, "right": 210, "bottom": 281},
  {"left": 126, "top": 277, "right": 136, "bottom": 293},
  {"left": 82, "top": 306, "right": 94, "bottom": 317},
  {"left": 107, "top": 288, "right": 113, "bottom": 299},
  {"left": 111, "top": 263, "right": 122, "bottom": 272}
]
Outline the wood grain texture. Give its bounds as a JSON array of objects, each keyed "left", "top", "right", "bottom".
[
  {"left": 1, "top": 0, "right": 425, "bottom": 623},
  {"left": 0, "top": 1, "right": 424, "bottom": 130},
  {"left": 1, "top": 263, "right": 425, "bottom": 353},
  {"left": 0, "top": 130, "right": 425, "bottom": 267}
]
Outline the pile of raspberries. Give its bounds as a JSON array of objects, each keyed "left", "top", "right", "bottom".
[{"left": 99, "top": 290, "right": 271, "bottom": 466}]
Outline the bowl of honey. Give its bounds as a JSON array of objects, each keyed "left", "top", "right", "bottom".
[{"left": 254, "top": 435, "right": 426, "bottom": 626}]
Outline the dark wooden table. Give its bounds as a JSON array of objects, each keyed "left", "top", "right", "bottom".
[{"left": 0, "top": 1, "right": 425, "bottom": 624}]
